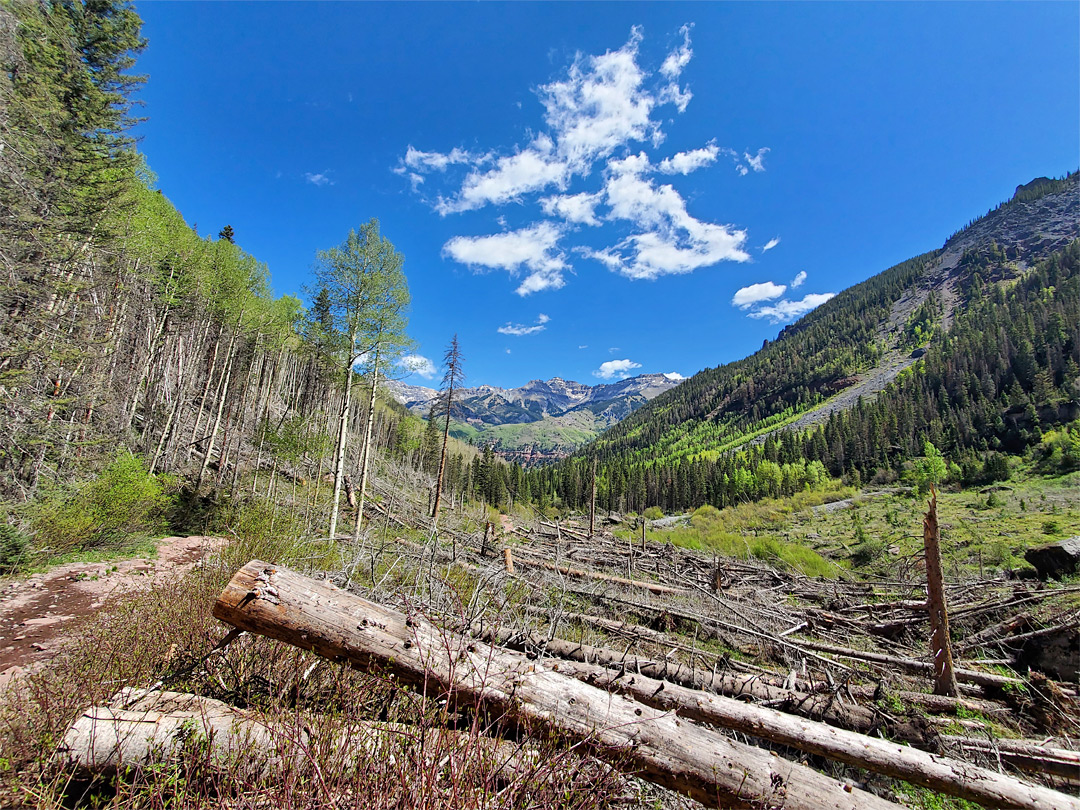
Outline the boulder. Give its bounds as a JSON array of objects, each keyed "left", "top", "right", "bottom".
[{"left": 1024, "top": 536, "right": 1080, "bottom": 580}]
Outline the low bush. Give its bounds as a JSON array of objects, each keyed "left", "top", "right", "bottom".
[{"left": 29, "top": 452, "right": 172, "bottom": 556}]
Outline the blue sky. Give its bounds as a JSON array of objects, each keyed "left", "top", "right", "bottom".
[{"left": 133, "top": 2, "right": 1078, "bottom": 389}]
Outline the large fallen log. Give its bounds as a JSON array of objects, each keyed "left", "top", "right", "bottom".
[
  {"left": 479, "top": 625, "right": 934, "bottom": 746},
  {"left": 509, "top": 549, "right": 686, "bottom": 595},
  {"left": 542, "top": 655, "right": 1077, "bottom": 810},
  {"left": 214, "top": 560, "right": 900, "bottom": 810},
  {"left": 59, "top": 688, "right": 527, "bottom": 781}
]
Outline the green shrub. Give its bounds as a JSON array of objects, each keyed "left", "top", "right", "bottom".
[
  {"left": 851, "top": 537, "right": 886, "bottom": 567},
  {"left": 0, "top": 523, "right": 29, "bottom": 573},
  {"left": 31, "top": 452, "right": 171, "bottom": 553},
  {"left": 643, "top": 506, "right": 664, "bottom": 520}
]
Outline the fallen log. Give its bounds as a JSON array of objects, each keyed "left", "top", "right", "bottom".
[
  {"left": 546, "top": 655, "right": 1077, "bottom": 810},
  {"left": 214, "top": 560, "right": 900, "bottom": 810},
  {"left": 60, "top": 687, "right": 529, "bottom": 781},
  {"left": 509, "top": 550, "right": 685, "bottom": 595},
  {"left": 792, "top": 639, "right": 1023, "bottom": 691},
  {"left": 942, "top": 734, "right": 1080, "bottom": 782},
  {"left": 479, "top": 625, "right": 933, "bottom": 745}
]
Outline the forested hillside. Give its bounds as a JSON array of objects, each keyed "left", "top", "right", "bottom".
[
  {"left": 524, "top": 176, "right": 1079, "bottom": 513},
  {"left": 0, "top": 0, "right": 501, "bottom": 564}
]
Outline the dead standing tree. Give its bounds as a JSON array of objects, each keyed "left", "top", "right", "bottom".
[
  {"left": 924, "top": 487, "right": 959, "bottom": 696},
  {"left": 431, "top": 334, "right": 463, "bottom": 530}
]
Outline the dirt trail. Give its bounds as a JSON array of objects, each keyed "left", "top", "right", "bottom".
[{"left": 0, "top": 536, "right": 222, "bottom": 687}]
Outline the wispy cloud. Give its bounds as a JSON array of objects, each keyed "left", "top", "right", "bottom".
[
  {"left": 657, "top": 143, "right": 719, "bottom": 175},
  {"left": 732, "top": 281, "right": 786, "bottom": 309},
  {"left": 497, "top": 313, "right": 550, "bottom": 336},
  {"left": 594, "top": 358, "right": 642, "bottom": 380},
  {"left": 664, "top": 371, "right": 685, "bottom": 381},
  {"left": 761, "top": 237, "right": 781, "bottom": 253},
  {"left": 400, "top": 26, "right": 756, "bottom": 293},
  {"left": 400, "top": 354, "right": 437, "bottom": 379},
  {"left": 748, "top": 292, "right": 835, "bottom": 323},
  {"left": 305, "top": 171, "right": 334, "bottom": 187},
  {"left": 791, "top": 270, "right": 807, "bottom": 287},
  {"left": 443, "top": 223, "right": 567, "bottom": 296},
  {"left": 743, "top": 147, "right": 769, "bottom": 173}
]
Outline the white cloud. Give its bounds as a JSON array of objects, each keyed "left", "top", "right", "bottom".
[
  {"left": 404, "top": 26, "right": 757, "bottom": 291},
  {"left": 732, "top": 281, "right": 786, "bottom": 309},
  {"left": 540, "top": 191, "right": 602, "bottom": 226},
  {"left": 594, "top": 358, "right": 642, "bottom": 380},
  {"left": 402, "top": 146, "right": 481, "bottom": 172},
  {"left": 663, "top": 371, "right": 685, "bottom": 381},
  {"left": 791, "top": 270, "right": 807, "bottom": 287},
  {"left": 401, "top": 354, "right": 437, "bottom": 379},
  {"left": 540, "top": 28, "right": 661, "bottom": 172},
  {"left": 748, "top": 292, "right": 836, "bottom": 323},
  {"left": 497, "top": 313, "right": 551, "bottom": 336},
  {"left": 761, "top": 237, "right": 781, "bottom": 253},
  {"left": 578, "top": 344, "right": 588, "bottom": 349},
  {"left": 744, "top": 147, "right": 769, "bottom": 173},
  {"left": 305, "top": 171, "right": 333, "bottom": 187},
  {"left": 657, "top": 144, "right": 719, "bottom": 175},
  {"left": 658, "top": 24, "right": 694, "bottom": 112},
  {"left": 443, "top": 222, "right": 567, "bottom": 295},
  {"left": 439, "top": 145, "right": 570, "bottom": 214}
]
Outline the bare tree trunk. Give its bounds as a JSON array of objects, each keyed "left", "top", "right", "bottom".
[
  {"left": 353, "top": 342, "right": 381, "bottom": 540},
  {"left": 588, "top": 455, "right": 597, "bottom": 537},
  {"left": 924, "top": 488, "right": 959, "bottom": 696},
  {"left": 328, "top": 340, "right": 356, "bottom": 539},
  {"left": 197, "top": 313, "right": 244, "bottom": 489}
]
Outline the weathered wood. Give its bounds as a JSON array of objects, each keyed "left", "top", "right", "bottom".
[
  {"left": 481, "top": 625, "right": 932, "bottom": 745},
  {"left": 791, "top": 639, "right": 1022, "bottom": 691},
  {"left": 924, "top": 491, "right": 959, "bottom": 696},
  {"left": 510, "top": 550, "right": 685, "bottom": 595},
  {"left": 545, "top": 656, "right": 1078, "bottom": 810},
  {"left": 59, "top": 688, "right": 524, "bottom": 780},
  {"left": 214, "top": 560, "right": 900, "bottom": 810}
]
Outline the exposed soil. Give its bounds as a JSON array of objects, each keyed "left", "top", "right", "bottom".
[{"left": 0, "top": 536, "right": 222, "bottom": 687}]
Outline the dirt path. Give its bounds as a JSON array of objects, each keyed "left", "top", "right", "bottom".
[{"left": 0, "top": 536, "right": 222, "bottom": 687}]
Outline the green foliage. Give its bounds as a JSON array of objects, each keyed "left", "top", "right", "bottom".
[
  {"left": 1036, "top": 422, "right": 1080, "bottom": 474},
  {"left": 30, "top": 453, "right": 170, "bottom": 553},
  {"left": 643, "top": 506, "right": 664, "bottom": 520},
  {"left": 0, "top": 522, "right": 29, "bottom": 574},
  {"left": 910, "top": 441, "right": 948, "bottom": 496}
]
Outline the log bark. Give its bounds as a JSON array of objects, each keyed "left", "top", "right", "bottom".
[
  {"left": 544, "top": 656, "right": 1076, "bottom": 810},
  {"left": 481, "top": 625, "right": 932, "bottom": 745},
  {"left": 214, "top": 560, "right": 900, "bottom": 810},
  {"left": 59, "top": 688, "right": 525, "bottom": 781}
]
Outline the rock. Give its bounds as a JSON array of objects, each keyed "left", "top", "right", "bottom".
[{"left": 1024, "top": 536, "right": 1080, "bottom": 580}]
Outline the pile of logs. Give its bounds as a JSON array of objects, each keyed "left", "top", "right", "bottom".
[{"left": 199, "top": 560, "right": 1078, "bottom": 810}]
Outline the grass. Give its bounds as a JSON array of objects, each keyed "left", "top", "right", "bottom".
[{"left": 650, "top": 501, "right": 842, "bottom": 578}]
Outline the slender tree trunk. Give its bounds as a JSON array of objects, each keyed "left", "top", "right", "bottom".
[
  {"left": 187, "top": 321, "right": 225, "bottom": 462},
  {"left": 328, "top": 338, "right": 356, "bottom": 539},
  {"left": 353, "top": 342, "right": 381, "bottom": 540},
  {"left": 197, "top": 313, "right": 243, "bottom": 489},
  {"left": 924, "top": 488, "right": 959, "bottom": 696},
  {"left": 589, "top": 455, "right": 597, "bottom": 537}
]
